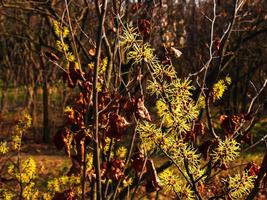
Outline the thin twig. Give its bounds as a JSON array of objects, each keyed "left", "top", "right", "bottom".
[{"left": 92, "top": 0, "right": 108, "bottom": 199}]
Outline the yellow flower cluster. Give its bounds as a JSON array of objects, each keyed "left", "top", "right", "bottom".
[
  {"left": 99, "top": 57, "right": 108, "bottom": 76},
  {"left": 53, "top": 20, "right": 69, "bottom": 39},
  {"left": 116, "top": 146, "right": 127, "bottom": 159},
  {"left": 119, "top": 26, "right": 139, "bottom": 49},
  {"left": 136, "top": 121, "right": 163, "bottom": 151},
  {"left": 160, "top": 169, "right": 194, "bottom": 200},
  {"left": 122, "top": 177, "right": 133, "bottom": 188},
  {"left": 22, "top": 182, "right": 39, "bottom": 200},
  {"left": 1, "top": 112, "right": 37, "bottom": 199},
  {"left": 0, "top": 141, "right": 9, "bottom": 154},
  {"left": 0, "top": 190, "right": 15, "bottom": 200},
  {"left": 154, "top": 80, "right": 198, "bottom": 133},
  {"left": 87, "top": 57, "right": 108, "bottom": 91},
  {"left": 7, "top": 157, "right": 38, "bottom": 199},
  {"left": 12, "top": 112, "right": 32, "bottom": 150},
  {"left": 53, "top": 20, "right": 75, "bottom": 62},
  {"left": 8, "top": 157, "right": 36, "bottom": 183},
  {"left": 212, "top": 76, "right": 232, "bottom": 102},
  {"left": 127, "top": 43, "right": 155, "bottom": 64},
  {"left": 45, "top": 175, "right": 81, "bottom": 199},
  {"left": 86, "top": 153, "right": 94, "bottom": 172},
  {"left": 211, "top": 138, "right": 240, "bottom": 167},
  {"left": 226, "top": 171, "right": 255, "bottom": 199}
]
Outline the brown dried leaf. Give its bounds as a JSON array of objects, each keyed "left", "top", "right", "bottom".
[
  {"left": 244, "top": 161, "right": 260, "bottom": 176},
  {"left": 67, "top": 155, "right": 81, "bottom": 176},
  {"left": 138, "top": 19, "right": 151, "bottom": 38},
  {"left": 131, "top": 147, "right": 146, "bottom": 173},
  {"left": 135, "top": 96, "right": 151, "bottom": 121},
  {"left": 88, "top": 48, "right": 96, "bottom": 57},
  {"left": 54, "top": 127, "right": 72, "bottom": 157},
  {"left": 106, "top": 113, "right": 130, "bottom": 140},
  {"left": 198, "top": 140, "right": 213, "bottom": 160},
  {"left": 52, "top": 189, "right": 77, "bottom": 200},
  {"left": 107, "top": 158, "right": 125, "bottom": 181},
  {"left": 220, "top": 115, "right": 243, "bottom": 136},
  {"left": 131, "top": 3, "right": 142, "bottom": 13},
  {"left": 145, "top": 159, "right": 162, "bottom": 192},
  {"left": 68, "top": 62, "right": 83, "bottom": 87}
]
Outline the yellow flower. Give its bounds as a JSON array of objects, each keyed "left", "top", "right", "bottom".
[
  {"left": 116, "top": 146, "right": 127, "bottom": 159},
  {"left": 226, "top": 171, "right": 255, "bottom": 199},
  {"left": 0, "top": 141, "right": 9, "bottom": 154},
  {"left": 212, "top": 76, "right": 231, "bottom": 102},
  {"left": 211, "top": 138, "right": 240, "bottom": 166}
]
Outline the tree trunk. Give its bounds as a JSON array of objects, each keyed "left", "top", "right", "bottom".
[
  {"left": 41, "top": 57, "right": 50, "bottom": 143},
  {"left": 29, "top": 85, "right": 38, "bottom": 138},
  {"left": 0, "top": 87, "right": 7, "bottom": 114}
]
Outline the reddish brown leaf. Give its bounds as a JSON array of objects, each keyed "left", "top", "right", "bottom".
[
  {"left": 78, "top": 81, "right": 92, "bottom": 106},
  {"left": 67, "top": 155, "right": 81, "bottom": 176},
  {"left": 135, "top": 96, "right": 151, "bottom": 121},
  {"left": 88, "top": 48, "right": 96, "bottom": 56},
  {"left": 68, "top": 62, "right": 84, "bottom": 87},
  {"left": 214, "top": 37, "right": 221, "bottom": 50},
  {"left": 220, "top": 115, "right": 244, "bottom": 136},
  {"left": 74, "top": 111, "right": 85, "bottom": 129},
  {"left": 52, "top": 189, "right": 77, "bottom": 200},
  {"left": 107, "top": 158, "right": 125, "bottom": 181},
  {"left": 241, "top": 131, "right": 252, "bottom": 144},
  {"left": 54, "top": 127, "right": 72, "bottom": 157},
  {"left": 145, "top": 159, "right": 162, "bottom": 192},
  {"left": 106, "top": 113, "right": 130, "bottom": 140},
  {"left": 198, "top": 182, "right": 205, "bottom": 194},
  {"left": 120, "top": 97, "right": 136, "bottom": 119},
  {"left": 138, "top": 19, "right": 151, "bottom": 38},
  {"left": 64, "top": 109, "right": 75, "bottom": 125},
  {"left": 131, "top": 147, "right": 146, "bottom": 173},
  {"left": 198, "top": 140, "right": 213, "bottom": 160},
  {"left": 244, "top": 161, "right": 260, "bottom": 176},
  {"left": 131, "top": 3, "right": 142, "bottom": 13},
  {"left": 220, "top": 163, "right": 228, "bottom": 170},
  {"left": 75, "top": 93, "right": 89, "bottom": 114}
]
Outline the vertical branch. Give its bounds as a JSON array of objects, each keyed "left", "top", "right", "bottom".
[
  {"left": 184, "top": 159, "right": 203, "bottom": 200},
  {"left": 41, "top": 55, "right": 50, "bottom": 143},
  {"left": 205, "top": 97, "right": 218, "bottom": 139},
  {"left": 247, "top": 79, "right": 267, "bottom": 114},
  {"left": 64, "top": 0, "right": 82, "bottom": 70},
  {"left": 18, "top": 141, "right": 23, "bottom": 200},
  {"left": 93, "top": 0, "right": 108, "bottom": 199}
]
